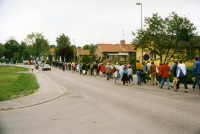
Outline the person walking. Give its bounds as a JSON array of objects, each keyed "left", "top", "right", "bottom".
[
  {"left": 77, "top": 64, "right": 79, "bottom": 73},
  {"left": 87, "top": 63, "right": 90, "bottom": 75},
  {"left": 191, "top": 57, "right": 200, "bottom": 91},
  {"left": 79, "top": 63, "right": 82, "bottom": 75},
  {"left": 157, "top": 63, "right": 163, "bottom": 85},
  {"left": 149, "top": 61, "right": 157, "bottom": 85},
  {"left": 122, "top": 67, "right": 129, "bottom": 86},
  {"left": 128, "top": 66, "right": 134, "bottom": 85},
  {"left": 142, "top": 62, "right": 147, "bottom": 83},
  {"left": 136, "top": 60, "right": 143, "bottom": 85},
  {"left": 93, "top": 62, "right": 97, "bottom": 77},
  {"left": 115, "top": 63, "right": 119, "bottom": 70},
  {"left": 106, "top": 63, "right": 111, "bottom": 80},
  {"left": 146, "top": 61, "right": 151, "bottom": 82},
  {"left": 82, "top": 62, "right": 86, "bottom": 76},
  {"left": 110, "top": 63, "right": 115, "bottom": 79},
  {"left": 171, "top": 61, "right": 178, "bottom": 88},
  {"left": 118, "top": 64, "right": 124, "bottom": 78},
  {"left": 114, "top": 68, "right": 121, "bottom": 85},
  {"left": 101, "top": 63, "right": 106, "bottom": 77},
  {"left": 90, "top": 62, "right": 93, "bottom": 76},
  {"left": 159, "top": 61, "right": 170, "bottom": 89},
  {"left": 62, "top": 62, "right": 65, "bottom": 71},
  {"left": 170, "top": 59, "right": 178, "bottom": 87},
  {"left": 35, "top": 64, "right": 39, "bottom": 73},
  {"left": 174, "top": 60, "right": 188, "bottom": 92}
]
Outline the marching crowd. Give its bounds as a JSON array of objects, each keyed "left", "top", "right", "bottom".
[{"left": 60, "top": 56, "right": 200, "bottom": 93}]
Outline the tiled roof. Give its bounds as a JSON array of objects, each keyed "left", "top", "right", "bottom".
[
  {"left": 97, "top": 44, "right": 135, "bottom": 52},
  {"left": 120, "top": 44, "right": 136, "bottom": 52},
  {"left": 77, "top": 48, "right": 90, "bottom": 55},
  {"left": 49, "top": 48, "right": 55, "bottom": 55}
]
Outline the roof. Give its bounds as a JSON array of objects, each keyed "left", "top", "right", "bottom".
[
  {"left": 49, "top": 48, "right": 55, "bottom": 55},
  {"left": 77, "top": 48, "right": 90, "bottom": 55},
  {"left": 96, "top": 44, "right": 135, "bottom": 53}
]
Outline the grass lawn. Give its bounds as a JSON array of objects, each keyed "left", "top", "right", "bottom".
[{"left": 0, "top": 65, "right": 39, "bottom": 102}]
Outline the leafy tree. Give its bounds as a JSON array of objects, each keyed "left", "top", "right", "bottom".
[
  {"left": 0, "top": 43, "right": 5, "bottom": 57},
  {"left": 50, "top": 45, "right": 56, "bottom": 48},
  {"left": 132, "top": 12, "right": 199, "bottom": 63},
  {"left": 4, "top": 51, "right": 14, "bottom": 60},
  {"left": 89, "top": 44, "right": 96, "bottom": 55},
  {"left": 83, "top": 44, "right": 96, "bottom": 55},
  {"left": 83, "top": 44, "right": 90, "bottom": 50},
  {"left": 77, "top": 46, "right": 81, "bottom": 48},
  {"left": 58, "top": 45, "right": 74, "bottom": 62},
  {"left": 33, "top": 38, "right": 49, "bottom": 57},
  {"left": 25, "top": 32, "right": 49, "bottom": 58},
  {"left": 81, "top": 54, "right": 92, "bottom": 63},
  {"left": 71, "top": 45, "right": 77, "bottom": 54},
  {"left": 4, "top": 40, "right": 20, "bottom": 53},
  {"left": 56, "top": 33, "right": 71, "bottom": 49},
  {"left": 22, "top": 49, "right": 30, "bottom": 60},
  {"left": 16, "top": 41, "right": 27, "bottom": 61}
]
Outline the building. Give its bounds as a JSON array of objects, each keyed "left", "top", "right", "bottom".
[
  {"left": 76, "top": 48, "right": 90, "bottom": 63},
  {"left": 93, "top": 40, "right": 136, "bottom": 63}
]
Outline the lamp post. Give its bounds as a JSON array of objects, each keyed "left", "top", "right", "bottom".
[
  {"left": 136, "top": 2, "right": 143, "bottom": 62},
  {"left": 73, "top": 39, "right": 75, "bottom": 63}
]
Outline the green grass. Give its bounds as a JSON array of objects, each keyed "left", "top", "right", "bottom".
[{"left": 0, "top": 66, "right": 39, "bottom": 102}]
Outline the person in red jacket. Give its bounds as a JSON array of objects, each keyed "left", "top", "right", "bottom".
[
  {"left": 100, "top": 63, "right": 106, "bottom": 77},
  {"left": 157, "top": 63, "right": 163, "bottom": 84},
  {"left": 159, "top": 61, "right": 170, "bottom": 89}
]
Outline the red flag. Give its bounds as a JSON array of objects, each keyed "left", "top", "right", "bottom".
[{"left": 35, "top": 55, "right": 36, "bottom": 60}]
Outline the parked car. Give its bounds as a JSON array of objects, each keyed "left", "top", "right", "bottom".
[{"left": 42, "top": 64, "right": 51, "bottom": 71}]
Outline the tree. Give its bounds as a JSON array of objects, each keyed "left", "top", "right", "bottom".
[
  {"left": 0, "top": 43, "right": 5, "bottom": 57},
  {"left": 25, "top": 32, "right": 49, "bottom": 58},
  {"left": 16, "top": 41, "right": 27, "bottom": 61},
  {"left": 132, "top": 12, "right": 199, "bottom": 63},
  {"left": 22, "top": 49, "right": 30, "bottom": 60},
  {"left": 4, "top": 51, "right": 14, "bottom": 60},
  {"left": 89, "top": 44, "right": 96, "bottom": 55},
  {"left": 56, "top": 33, "right": 71, "bottom": 49},
  {"left": 83, "top": 44, "right": 96, "bottom": 55},
  {"left": 58, "top": 45, "right": 74, "bottom": 62},
  {"left": 50, "top": 45, "right": 56, "bottom": 48},
  {"left": 81, "top": 54, "right": 92, "bottom": 63},
  {"left": 4, "top": 39, "right": 20, "bottom": 53},
  {"left": 83, "top": 44, "right": 90, "bottom": 50}
]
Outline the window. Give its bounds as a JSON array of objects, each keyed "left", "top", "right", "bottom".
[
  {"left": 106, "top": 54, "right": 112, "bottom": 60},
  {"left": 150, "top": 51, "right": 156, "bottom": 60}
]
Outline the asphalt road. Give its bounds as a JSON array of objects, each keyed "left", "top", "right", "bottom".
[{"left": 0, "top": 66, "right": 200, "bottom": 134}]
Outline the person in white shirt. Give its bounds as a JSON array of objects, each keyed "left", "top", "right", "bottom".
[
  {"left": 118, "top": 64, "right": 124, "bottom": 77},
  {"left": 146, "top": 61, "right": 151, "bottom": 82},
  {"left": 115, "top": 63, "right": 119, "bottom": 70}
]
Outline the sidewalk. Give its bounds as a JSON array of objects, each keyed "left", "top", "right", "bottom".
[{"left": 0, "top": 64, "right": 67, "bottom": 111}]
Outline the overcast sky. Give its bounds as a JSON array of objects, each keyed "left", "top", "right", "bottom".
[{"left": 0, "top": 0, "right": 200, "bottom": 47}]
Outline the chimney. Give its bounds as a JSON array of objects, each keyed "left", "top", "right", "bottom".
[{"left": 120, "top": 40, "right": 125, "bottom": 45}]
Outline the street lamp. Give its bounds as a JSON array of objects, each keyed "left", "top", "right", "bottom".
[
  {"left": 73, "top": 39, "right": 75, "bottom": 63},
  {"left": 136, "top": 2, "right": 143, "bottom": 62}
]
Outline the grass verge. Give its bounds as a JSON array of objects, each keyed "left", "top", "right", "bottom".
[{"left": 0, "top": 65, "right": 39, "bottom": 102}]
